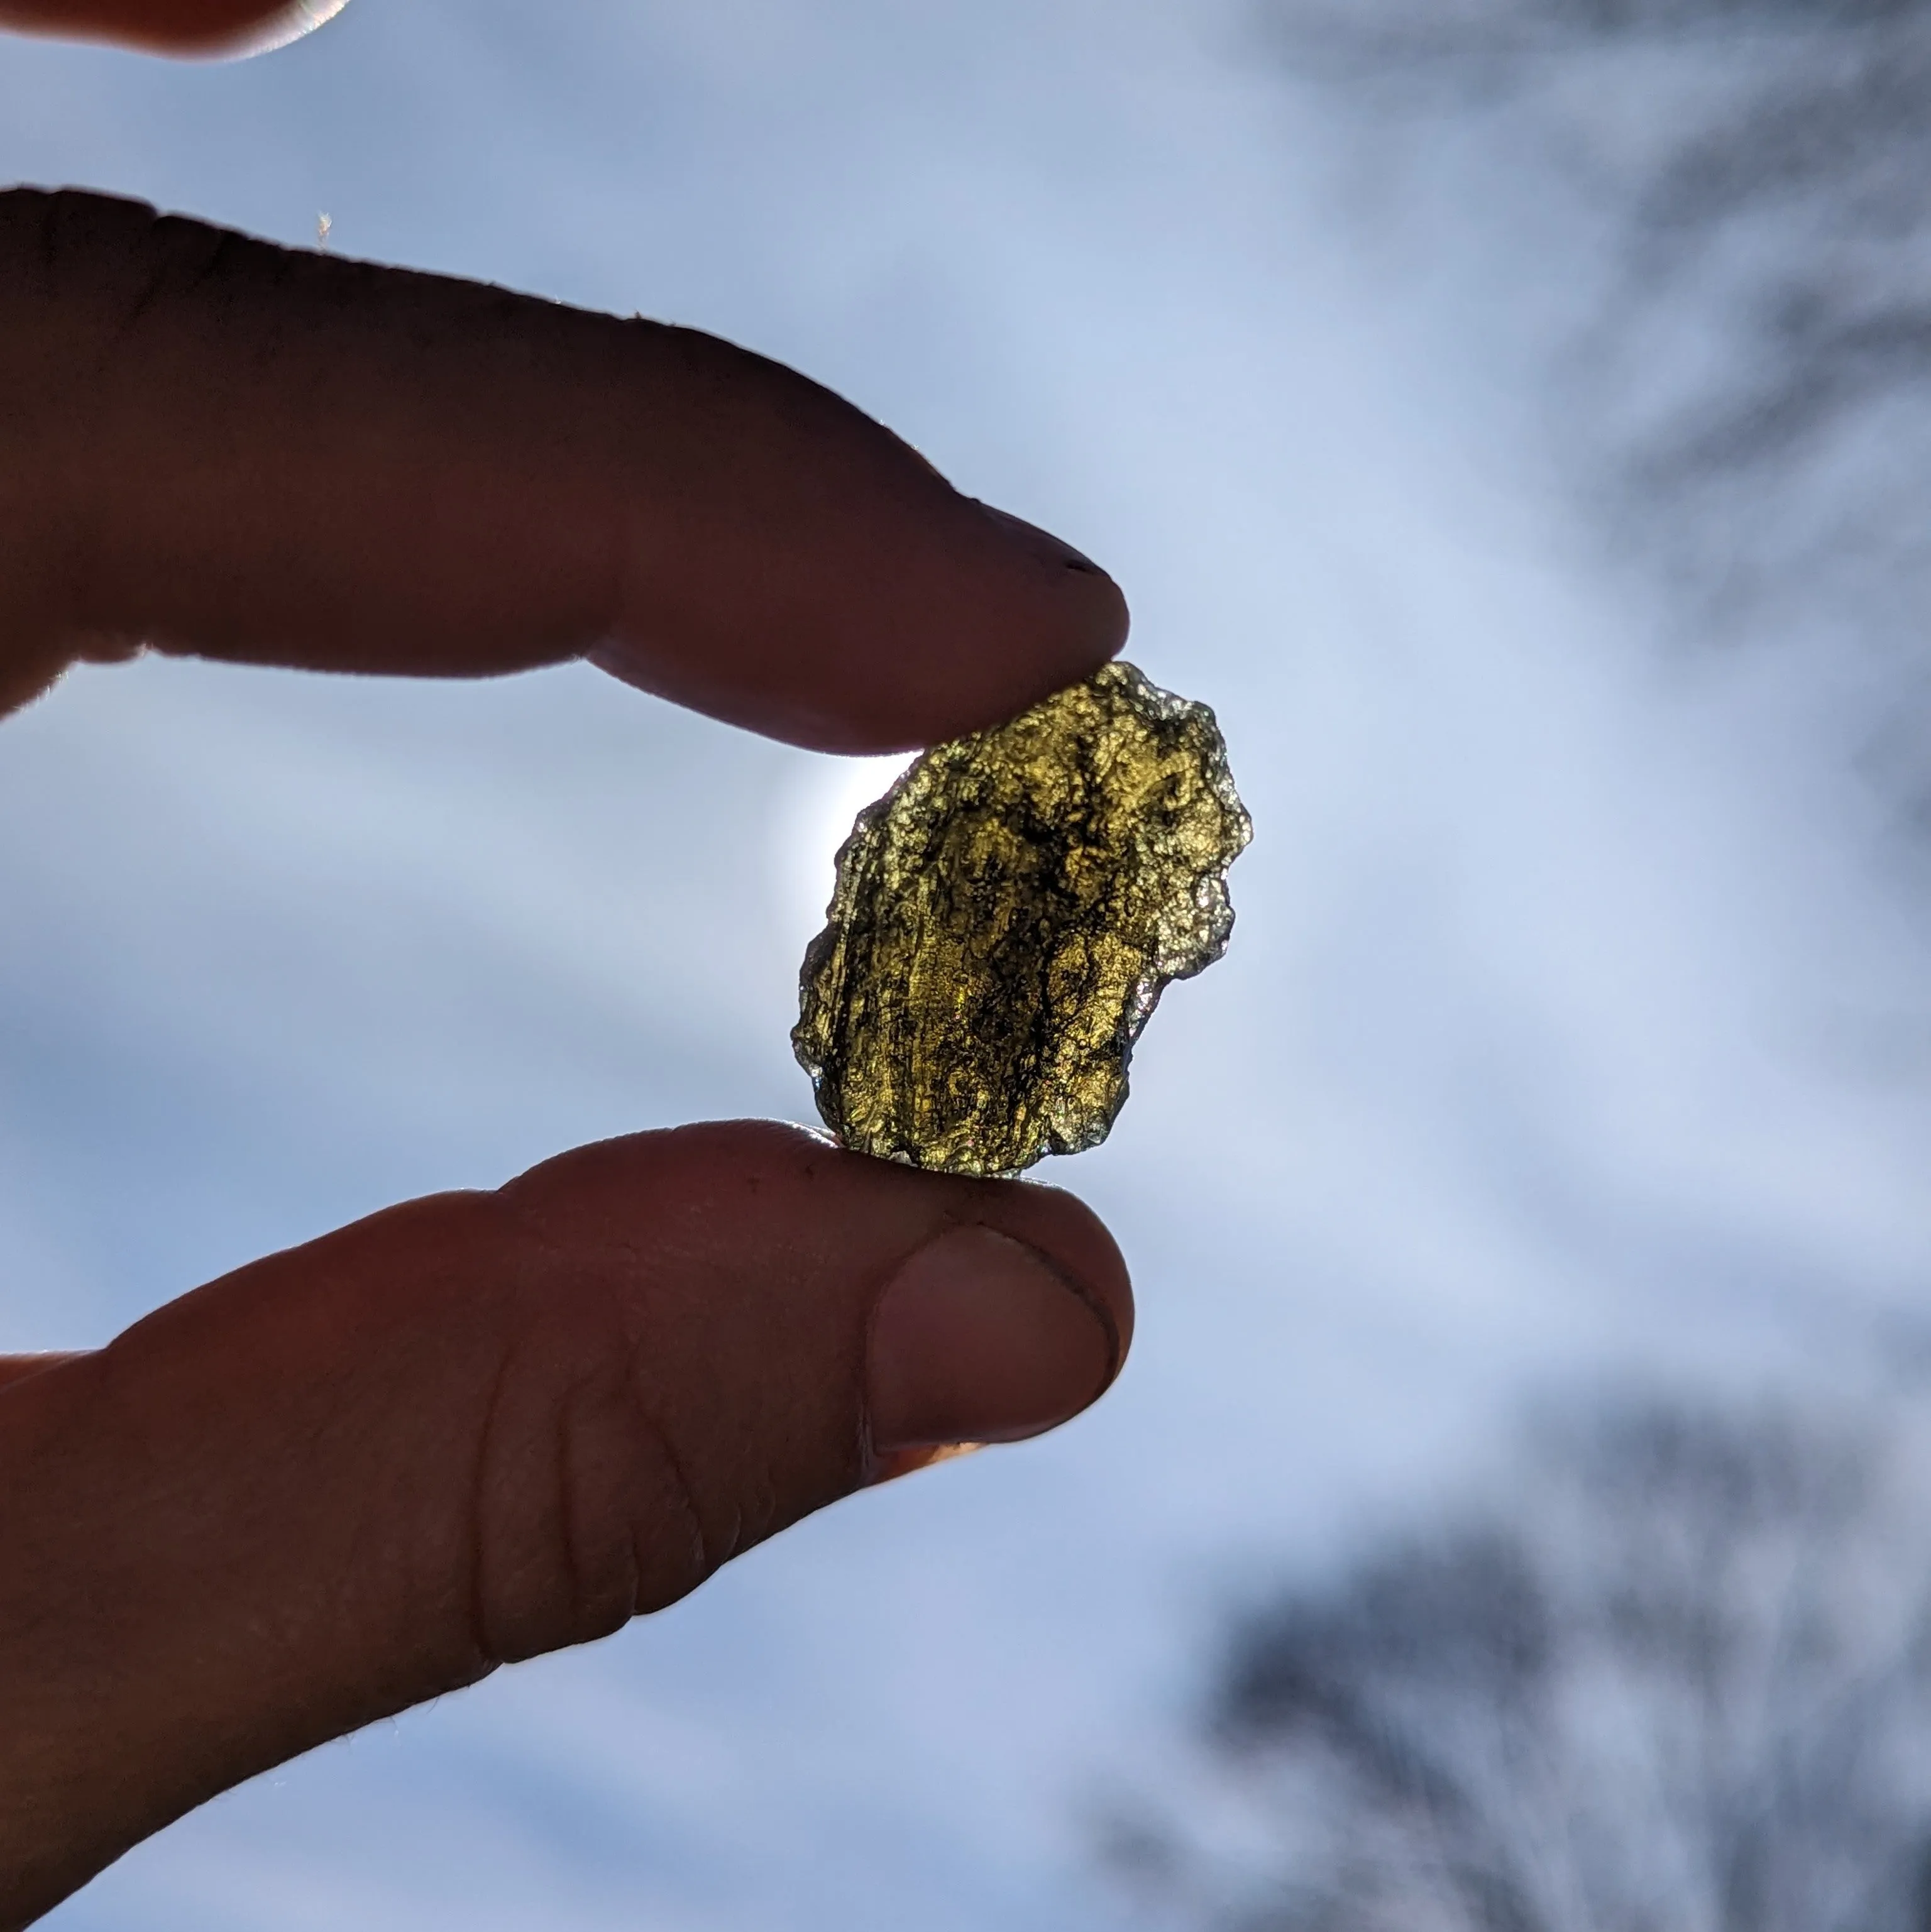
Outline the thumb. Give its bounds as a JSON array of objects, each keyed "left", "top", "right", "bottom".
[{"left": 0, "top": 1121, "right": 1130, "bottom": 1926}]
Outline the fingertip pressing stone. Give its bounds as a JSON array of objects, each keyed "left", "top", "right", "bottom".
[{"left": 793, "top": 661, "right": 1250, "bottom": 1177}]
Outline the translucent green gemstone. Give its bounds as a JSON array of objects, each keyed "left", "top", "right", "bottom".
[{"left": 794, "top": 661, "right": 1250, "bottom": 1177}]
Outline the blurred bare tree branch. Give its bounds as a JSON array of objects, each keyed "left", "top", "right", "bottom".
[
  {"left": 1263, "top": 0, "right": 1931, "bottom": 711},
  {"left": 1104, "top": 1397, "right": 1931, "bottom": 1931}
]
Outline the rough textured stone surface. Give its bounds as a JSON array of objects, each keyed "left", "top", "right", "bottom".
[{"left": 794, "top": 661, "right": 1250, "bottom": 1176}]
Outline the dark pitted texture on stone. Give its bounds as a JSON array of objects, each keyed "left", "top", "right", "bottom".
[{"left": 794, "top": 661, "right": 1250, "bottom": 1177}]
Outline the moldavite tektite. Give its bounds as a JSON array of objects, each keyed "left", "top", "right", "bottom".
[{"left": 793, "top": 661, "right": 1251, "bottom": 1177}]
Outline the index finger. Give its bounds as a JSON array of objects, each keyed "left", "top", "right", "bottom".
[
  {"left": 0, "top": 0, "right": 329, "bottom": 55},
  {"left": 0, "top": 190, "right": 1127, "bottom": 750}
]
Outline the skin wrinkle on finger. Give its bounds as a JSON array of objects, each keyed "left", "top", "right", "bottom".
[
  {"left": 623, "top": 1378, "right": 723, "bottom": 1583},
  {"left": 467, "top": 1303, "right": 722, "bottom": 1664},
  {"left": 0, "top": 188, "right": 1127, "bottom": 750},
  {"left": 454, "top": 1227, "right": 654, "bottom": 1667},
  {"left": 487, "top": 1177, "right": 743, "bottom": 1608},
  {"left": 474, "top": 1354, "right": 649, "bottom": 1665},
  {"left": 0, "top": 1355, "right": 82, "bottom": 1393},
  {"left": 552, "top": 1380, "right": 607, "bottom": 1649},
  {"left": 462, "top": 1342, "right": 519, "bottom": 1677}
]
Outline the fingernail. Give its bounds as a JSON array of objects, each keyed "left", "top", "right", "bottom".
[
  {"left": 975, "top": 501, "right": 1109, "bottom": 578},
  {"left": 867, "top": 1226, "right": 1120, "bottom": 1454}
]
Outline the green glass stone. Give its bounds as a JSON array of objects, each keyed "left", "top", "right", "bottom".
[{"left": 793, "top": 661, "right": 1251, "bottom": 1177}]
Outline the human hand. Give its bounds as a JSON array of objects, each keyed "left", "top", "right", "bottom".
[{"left": 0, "top": 14, "right": 1135, "bottom": 1920}]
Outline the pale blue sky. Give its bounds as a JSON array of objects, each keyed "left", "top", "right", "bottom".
[{"left": 6, "top": 3, "right": 1931, "bottom": 1926}]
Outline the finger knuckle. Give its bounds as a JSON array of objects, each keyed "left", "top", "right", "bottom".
[{"left": 465, "top": 1334, "right": 709, "bottom": 1668}]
